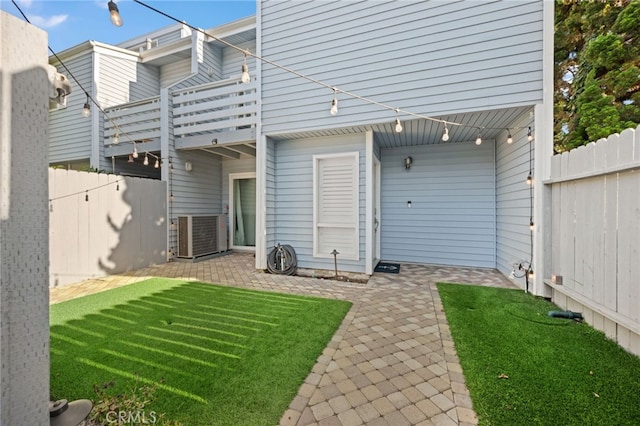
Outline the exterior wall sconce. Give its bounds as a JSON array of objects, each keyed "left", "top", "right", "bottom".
[{"left": 404, "top": 156, "right": 413, "bottom": 171}]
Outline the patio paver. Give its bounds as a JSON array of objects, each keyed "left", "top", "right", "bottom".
[{"left": 50, "top": 252, "right": 516, "bottom": 425}]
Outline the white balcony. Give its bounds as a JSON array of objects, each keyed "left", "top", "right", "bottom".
[
  {"left": 104, "top": 96, "right": 161, "bottom": 146},
  {"left": 104, "top": 77, "right": 257, "bottom": 157},
  {"left": 173, "top": 77, "right": 257, "bottom": 153}
]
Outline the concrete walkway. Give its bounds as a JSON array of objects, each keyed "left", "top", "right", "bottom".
[{"left": 50, "top": 253, "right": 516, "bottom": 425}]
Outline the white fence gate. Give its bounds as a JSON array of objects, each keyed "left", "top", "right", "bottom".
[
  {"left": 547, "top": 125, "right": 640, "bottom": 356},
  {"left": 49, "top": 169, "right": 167, "bottom": 287}
]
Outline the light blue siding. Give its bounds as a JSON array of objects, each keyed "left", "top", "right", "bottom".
[
  {"left": 380, "top": 141, "right": 496, "bottom": 267},
  {"left": 99, "top": 54, "right": 159, "bottom": 106},
  {"left": 222, "top": 41, "right": 256, "bottom": 79},
  {"left": 49, "top": 51, "right": 94, "bottom": 163},
  {"left": 204, "top": 43, "right": 224, "bottom": 81},
  {"left": 168, "top": 151, "right": 223, "bottom": 254},
  {"left": 172, "top": 42, "right": 224, "bottom": 90},
  {"left": 155, "top": 27, "right": 188, "bottom": 46},
  {"left": 171, "top": 151, "right": 222, "bottom": 215},
  {"left": 259, "top": 0, "right": 543, "bottom": 134},
  {"left": 273, "top": 134, "right": 367, "bottom": 272},
  {"left": 496, "top": 111, "right": 535, "bottom": 276},
  {"left": 97, "top": 53, "right": 160, "bottom": 173},
  {"left": 161, "top": 58, "right": 191, "bottom": 87},
  {"left": 130, "top": 64, "right": 160, "bottom": 101}
]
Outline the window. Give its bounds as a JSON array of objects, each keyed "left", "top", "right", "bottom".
[{"left": 313, "top": 152, "right": 359, "bottom": 260}]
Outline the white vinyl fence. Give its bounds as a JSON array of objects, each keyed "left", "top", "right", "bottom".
[
  {"left": 547, "top": 125, "right": 640, "bottom": 356},
  {"left": 49, "top": 169, "right": 167, "bottom": 287}
]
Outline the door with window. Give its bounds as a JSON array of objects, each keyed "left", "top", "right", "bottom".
[{"left": 229, "top": 173, "right": 256, "bottom": 250}]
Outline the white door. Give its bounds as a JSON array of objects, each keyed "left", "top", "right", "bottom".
[{"left": 229, "top": 172, "right": 256, "bottom": 251}]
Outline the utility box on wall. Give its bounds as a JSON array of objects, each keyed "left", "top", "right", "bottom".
[{"left": 177, "top": 215, "right": 228, "bottom": 258}]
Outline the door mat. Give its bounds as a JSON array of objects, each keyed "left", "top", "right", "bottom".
[{"left": 374, "top": 262, "right": 401, "bottom": 274}]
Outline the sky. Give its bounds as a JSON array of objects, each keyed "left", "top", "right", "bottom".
[{"left": 0, "top": 0, "right": 256, "bottom": 52}]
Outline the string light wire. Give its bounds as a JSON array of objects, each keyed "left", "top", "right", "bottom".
[
  {"left": 9, "top": 0, "right": 162, "bottom": 165},
  {"left": 49, "top": 179, "right": 122, "bottom": 203},
  {"left": 12, "top": 0, "right": 534, "bottom": 153},
  {"left": 131, "top": 0, "right": 525, "bottom": 136}
]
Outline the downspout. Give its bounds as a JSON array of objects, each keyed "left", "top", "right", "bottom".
[{"left": 161, "top": 27, "right": 203, "bottom": 261}]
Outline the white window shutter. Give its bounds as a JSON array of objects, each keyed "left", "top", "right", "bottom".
[{"left": 313, "top": 153, "right": 359, "bottom": 259}]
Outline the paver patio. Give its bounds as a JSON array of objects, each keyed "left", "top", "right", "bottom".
[{"left": 50, "top": 252, "right": 516, "bottom": 425}]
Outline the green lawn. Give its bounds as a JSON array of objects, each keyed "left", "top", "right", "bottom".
[
  {"left": 437, "top": 283, "right": 640, "bottom": 425},
  {"left": 51, "top": 278, "right": 351, "bottom": 425}
]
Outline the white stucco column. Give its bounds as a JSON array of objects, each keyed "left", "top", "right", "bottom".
[{"left": 0, "top": 11, "right": 50, "bottom": 424}]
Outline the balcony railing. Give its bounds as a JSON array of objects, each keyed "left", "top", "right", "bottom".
[
  {"left": 103, "top": 77, "right": 257, "bottom": 148},
  {"left": 172, "top": 77, "right": 257, "bottom": 147},
  {"left": 104, "top": 96, "right": 161, "bottom": 145}
]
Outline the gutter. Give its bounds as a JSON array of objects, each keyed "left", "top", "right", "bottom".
[{"left": 49, "top": 40, "right": 140, "bottom": 64}]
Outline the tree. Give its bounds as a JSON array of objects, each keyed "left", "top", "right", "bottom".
[{"left": 554, "top": 0, "right": 640, "bottom": 152}]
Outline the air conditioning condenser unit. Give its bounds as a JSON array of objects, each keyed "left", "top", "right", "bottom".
[{"left": 177, "top": 214, "right": 228, "bottom": 259}]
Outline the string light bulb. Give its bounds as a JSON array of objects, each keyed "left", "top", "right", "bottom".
[
  {"left": 330, "top": 88, "right": 338, "bottom": 116},
  {"left": 143, "top": 153, "right": 149, "bottom": 166},
  {"left": 241, "top": 53, "right": 251, "bottom": 83},
  {"left": 132, "top": 144, "right": 138, "bottom": 159},
  {"left": 395, "top": 119, "right": 403, "bottom": 133},
  {"left": 108, "top": 1, "right": 123, "bottom": 27},
  {"left": 113, "top": 133, "right": 119, "bottom": 144},
  {"left": 127, "top": 154, "right": 134, "bottom": 163},
  {"left": 475, "top": 134, "right": 482, "bottom": 145},
  {"left": 527, "top": 127, "right": 533, "bottom": 142},
  {"left": 526, "top": 174, "right": 533, "bottom": 185},
  {"left": 506, "top": 129, "right": 513, "bottom": 144},
  {"left": 59, "top": 0, "right": 538, "bottom": 156},
  {"left": 154, "top": 159, "right": 160, "bottom": 169},
  {"left": 82, "top": 93, "right": 91, "bottom": 117},
  {"left": 44, "top": 0, "right": 542, "bottom": 170},
  {"left": 529, "top": 220, "right": 535, "bottom": 231},
  {"left": 442, "top": 123, "right": 449, "bottom": 142},
  {"left": 394, "top": 109, "right": 402, "bottom": 133}
]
